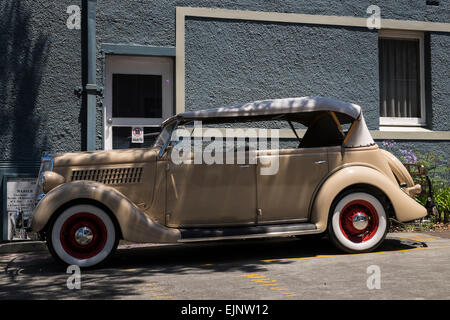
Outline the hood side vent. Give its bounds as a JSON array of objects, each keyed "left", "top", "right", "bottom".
[{"left": 71, "top": 167, "right": 143, "bottom": 184}]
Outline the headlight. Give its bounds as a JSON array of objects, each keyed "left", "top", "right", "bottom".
[
  {"left": 33, "top": 153, "right": 55, "bottom": 205},
  {"left": 41, "top": 156, "right": 54, "bottom": 172},
  {"left": 41, "top": 171, "right": 65, "bottom": 193}
]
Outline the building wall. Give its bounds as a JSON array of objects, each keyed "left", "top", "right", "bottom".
[
  {"left": 0, "top": 0, "right": 449, "bottom": 161},
  {"left": 0, "top": 0, "right": 449, "bottom": 239},
  {"left": 0, "top": 0, "right": 83, "bottom": 161},
  {"left": 184, "top": 18, "right": 380, "bottom": 128},
  {"left": 429, "top": 32, "right": 450, "bottom": 131}
]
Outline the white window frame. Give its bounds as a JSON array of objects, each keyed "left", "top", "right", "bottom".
[
  {"left": 378, "top": 30, "right": 426, "bottom": 127},
  {"left": 104, "top": 55, "right": 173, "bottom": 150}
]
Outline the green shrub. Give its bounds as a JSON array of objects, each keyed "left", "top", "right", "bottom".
[
  {"left": 434, "top": 187, "right": 450, "bottom": 222},
  {"left": 380, "top": 140, "right": 450, "bottom": 222}
]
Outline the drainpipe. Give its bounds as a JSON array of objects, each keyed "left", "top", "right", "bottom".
[{"left": 86, "top": 0, "right": 98, "bottom": 151}]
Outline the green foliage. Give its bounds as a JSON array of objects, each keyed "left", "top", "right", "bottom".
[
  {"left": 380, "top": 140, "right": 450, "bottom": 222},
  {"left": 434, "top": 187, "right": 450, "bottom": 215},
  {"left": 415, "top": 151, "right": 449, "bottom": 190}
]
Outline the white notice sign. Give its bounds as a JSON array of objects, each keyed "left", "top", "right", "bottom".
[
  {"left": 6, "top": 177, "right": 37, "bottom": 216},
  {"left": 132, "top": 127, "right": 144, "bottom": 143}
]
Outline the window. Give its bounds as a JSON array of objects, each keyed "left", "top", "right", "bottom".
[
  {"left": 112, "top": 74, "right": 162, "bottom": 118},
  {"left": 104, "top": 55, "right": 173, "bottom": 150},
  {"left": 379, "top": 30, "right": 425, "bottom": 127}
]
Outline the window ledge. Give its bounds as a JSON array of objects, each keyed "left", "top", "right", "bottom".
[
  {"left": 371, "top": 129, "right": 450, "bottom": 140},
  {"left": 379, "top": 126, "right": 430, "bottom": 132}
]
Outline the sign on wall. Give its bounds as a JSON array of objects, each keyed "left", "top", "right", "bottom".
[
  {"left": 6, "top": 177, "right": 36, "bottom": 214},
  {"left": 132, "top": 127, "right": 144, "bottom": 144},
  {"left": 5, "top": 177, "right": 37, "bottom": 240}
]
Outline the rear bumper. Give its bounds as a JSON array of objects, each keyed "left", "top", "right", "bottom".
[{"left": 403, "top": 184, "right": 422, "bottom": 198}]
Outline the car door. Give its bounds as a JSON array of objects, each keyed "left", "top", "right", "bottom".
[
  {"left": 255, "top": 147, "right": 329, "bottom": 224},
  {"left": 165, "top": 150, "right": 257, "bottom": 227}
]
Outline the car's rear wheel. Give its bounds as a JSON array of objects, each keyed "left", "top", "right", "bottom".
[
  {"left": 328, "top": 191, "right": 388, "bottom": 253},
  {"left": 47, "top": 204, "right": 118, "bottom": 268}
]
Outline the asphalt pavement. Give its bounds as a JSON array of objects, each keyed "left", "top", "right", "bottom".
[{"left": 0, "top": 232, "right": 449, "bottom": 300}]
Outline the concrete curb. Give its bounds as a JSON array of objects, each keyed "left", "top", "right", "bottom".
[{"left": 0, "top": 241, "right": 47, "bottom": 254}]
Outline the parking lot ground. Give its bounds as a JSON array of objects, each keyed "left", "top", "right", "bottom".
[{"left": 0, "top": 232, "right": 449, "bottom": 300}]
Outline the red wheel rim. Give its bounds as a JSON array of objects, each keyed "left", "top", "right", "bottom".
[
  {"left": 339, "top": 200, "right": 379, "bottom": 243},
  {"left": 60, "top": 212, "right": 108, "bottom": 259}
]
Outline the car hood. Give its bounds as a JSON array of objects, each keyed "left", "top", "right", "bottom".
[{"left": 51, "top": 148, "right": 160, "bottom": 167}]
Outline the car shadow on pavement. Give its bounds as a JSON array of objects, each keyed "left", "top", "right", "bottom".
[
  {"left": 0, "top": 236, "right": 426, "bottom": 299},
  {"left": 109, "top": 236, "right": 426, "bottom": 270}
]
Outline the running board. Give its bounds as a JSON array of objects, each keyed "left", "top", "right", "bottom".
[{"left": 178, "top": 223, "right": 319, "bottom": 243}]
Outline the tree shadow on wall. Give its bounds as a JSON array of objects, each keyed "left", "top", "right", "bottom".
[{"left": 0, "top": 1, "right": 49, "bottom": 162}]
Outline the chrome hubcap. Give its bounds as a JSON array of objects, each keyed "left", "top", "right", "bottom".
[
  {"left": 352, "top": 213, "right": 369, "bottom": 231},
  {"left": 74, "top": 227, "right": 93, "bottom": 245}
]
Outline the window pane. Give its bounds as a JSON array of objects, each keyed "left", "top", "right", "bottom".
[
  {"left": 112, "top": 74, "right": 162, "bottom": 118},
  {"left": 112, "top": 127, "right": 160, "bottom": 149},
  {"left": 379, "top": 38, "right": 421, "bottom": 118}
]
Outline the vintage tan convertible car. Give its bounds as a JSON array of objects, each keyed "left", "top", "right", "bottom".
[{"left": 27, "top": 97, "right": 426, "bottom": 267}]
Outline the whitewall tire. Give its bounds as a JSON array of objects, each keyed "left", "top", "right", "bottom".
[
  {"left": 48, "top": 204, "right": 118, "bottom": 268},
  {"left": 329, "top": 191, "right": 388, "bottom": 253}
]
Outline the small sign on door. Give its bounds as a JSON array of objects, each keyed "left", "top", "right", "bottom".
[{"left": 132, "top": 127, "right": 144, "bottom": 143}]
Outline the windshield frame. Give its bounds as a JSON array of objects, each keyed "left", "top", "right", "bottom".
[{"left": 154, "top": 120, "right": 178, "bottom": 157}]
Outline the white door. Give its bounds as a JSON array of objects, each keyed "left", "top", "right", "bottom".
[{"left": 104, "top": 55, "right": 173, "bottom": 150}]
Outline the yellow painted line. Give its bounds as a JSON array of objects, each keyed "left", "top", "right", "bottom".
[
  {"left": 251, "top": 279, "right": 276, "bottom": 283},
  {"left": 143, "top": 282, "right": 157, "bottom": 287},
  {"left": 260, "top": 245, "right": 450, "bottom": 263},
  {"left": 199, "top": 245, "right": 450, "bottom": 268},
  {"left": 397, "top": 236, "right": 437, "bottom": 241},
  {"left": 240, "top": 274, "right": 265, "bottom": 278},
  {"left": 123, "top": 268, "right": 138, "bottom": 272},
  {"left": 238, "top": 274, "right": 296, "bottom": 299}
]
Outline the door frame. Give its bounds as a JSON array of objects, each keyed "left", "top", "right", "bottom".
[{"left": 103, "top": 55, "right": 174, "bottom": 150}]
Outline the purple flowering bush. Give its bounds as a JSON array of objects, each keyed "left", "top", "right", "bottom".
[{"left": 399, "top": 149, "right": 418, "bottom": 164}]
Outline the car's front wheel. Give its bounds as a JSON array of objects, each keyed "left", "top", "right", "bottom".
[
  {"left": 47, "top": 204, "right": 119, "bottom": 268},
  {"left": 328, "top": 191, "right": 388, "bottom": 253}
]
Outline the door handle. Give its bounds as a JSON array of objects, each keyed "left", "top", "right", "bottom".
[{"left": 314, "top": 160, "right": 327, "bottom": 165}]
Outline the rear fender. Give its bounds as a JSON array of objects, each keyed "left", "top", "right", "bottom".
[{"left": 310, "top": 166, "right": 427, "bottom": 231}]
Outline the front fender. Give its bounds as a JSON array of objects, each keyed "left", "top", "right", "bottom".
[
  {"left": 31, "top": 181, "right": 180, "bottom": 243},
  {"left": 310, "top": 166, "right": 427, "bottom": 231}
]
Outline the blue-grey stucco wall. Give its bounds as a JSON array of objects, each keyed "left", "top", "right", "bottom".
[
  {"left": 429, "top": 32, "right": 450, "bottom": 131},
  {"left": 0, "top": 0, "right": 83, "bottom": 162},
  {"left": 0, "top": 0, "right": 448, "bottom": 162},
  {"left": 184, "top": 18, "right": 380, "bottom": 128}
]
